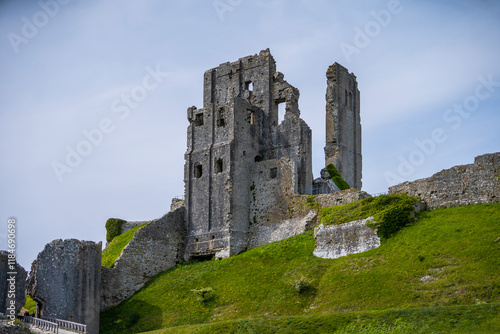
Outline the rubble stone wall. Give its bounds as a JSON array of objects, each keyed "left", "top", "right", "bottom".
[
  {"left": 389, "top": 153, "right": 500, "bottom": 209},
  {"left": 101, "top": 207, "right": 186, "bottom": 311},
  {"left": 26, "top": 239, "right": 101, "bottom": 334}
]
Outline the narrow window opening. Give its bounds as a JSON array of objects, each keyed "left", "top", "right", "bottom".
[
  {"left": 277, "top": 102, "right": 285, "bottom": 124},
  {"left": 215, "top": 159, "right": 223, "bottom": 174},
  {"left": 349, "top": 92, "right": 353, "bottom": 110},
  {"left": 254, "top": 155, "right": 262, "bottom": 162},
  {"left": 217, "top": 108, "right": 225, "bottom": 127},
  {"left": 194, "top": 113, "right": 204, "bottom": 126},
  {"left": 270, "top": 167, "right": 278, "bottom": 179},
  {"left": 248, "top": 109, "right": 255, "bottom": 125},
  {"left": 243, "top": 151, "right": 246, "bottom": 156},
  {"left": 194, "top": 163, "right": 203, "bottom": 179},
  {"left": 245, "top": 81, "right": 253, "bottom": 91}
]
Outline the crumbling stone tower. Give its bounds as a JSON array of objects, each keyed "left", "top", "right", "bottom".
[
  {"left": 27, "top": 239, "right": 101, "bottom": 334},
  {"left": 324, "top": 63, "right": 362, "bottom": 189},
  {"left": 184, "top": 49, "right": 313, "bottom": 260}
]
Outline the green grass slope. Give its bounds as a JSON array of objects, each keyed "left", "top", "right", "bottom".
[
  {"left": 142, "top": 304, "right": 500, "bottom": 334},
  {"left": 100, "top": 203, "right": 500, "bottom": 333},
  {"left": 102, "top": 222, "right": 149, "bottom": 268}
]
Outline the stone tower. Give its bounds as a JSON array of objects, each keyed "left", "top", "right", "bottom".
[
  {"left": 184, "top": 49, "right": 312, "bottom": 260},
  {"left": 324, "top": 63, "right": 362, "bottom": 189}
]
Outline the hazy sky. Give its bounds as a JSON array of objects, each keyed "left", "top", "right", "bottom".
[{"left": 1, "top": 0, "right": 499, "bottom": 270}]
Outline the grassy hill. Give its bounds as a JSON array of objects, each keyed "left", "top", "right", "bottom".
[{"left": 100, "top": 203, "right": 500, "bottom": 333}]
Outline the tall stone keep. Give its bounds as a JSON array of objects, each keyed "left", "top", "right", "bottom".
[
  {"left": 184, "top": 49, "right": 313, "bottom": 260},
  {"left": 27, "top": 239, "right": 101, "bottom": 334},
  {"left": 324, "top": 63, "right": 362, "bottom": 189}
]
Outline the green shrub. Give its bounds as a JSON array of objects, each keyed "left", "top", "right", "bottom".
[
  {"left": 373, "top": 199, "right": 416, "bottom": 239},
  {"left": 191, "top": 287, "right": 214, "bottom": 302},
  {"left": 105, "top": 218, "right": 126, "bottom": 243},
  {"left": 24, "top": 295, "right": 36, "bottom": 314},
  {"left": 326, "top": 163, "right": 350, "bottom": 190},
  {"left": 290, "top": 275, "right": 312, "bottom": 293}
]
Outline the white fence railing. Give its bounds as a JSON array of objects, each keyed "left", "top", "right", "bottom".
[
  {"left": 43, "top": 317, "right": 87, "bottom": 333},
  {"left": 22, "top": 316, "right": 59, "bottom": 333}
]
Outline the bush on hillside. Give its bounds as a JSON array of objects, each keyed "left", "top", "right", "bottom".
[
  {"left": 191, "top": 287, "right": 214, "bottom": 302},
  {"left": 290, "top": 275, "right": 313, "bottom": 293},
  {"left": 105, "top": 218, "right": 126, "bottom": 243},
  {"left": 326, "top": 164, "right": 350, "bottom": 190}
]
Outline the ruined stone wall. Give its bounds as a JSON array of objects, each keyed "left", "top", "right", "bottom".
[
  {"left": 0, "top": 251, "right": 26, "bottom": 315},
  {"left": 121, "top": 220, "right": 148, "bottom": 234},
  {"left": 314, "top": 189, "right": 371, "bottom": 208},
  {"left": 170, "top": 198, "right": 185, "bottom": 211},
  {"left": 389, "top": 152, "right": 500, "bottom": 209},
  {"left": 248, "top": 158, "right": 314, "bottom": 248},
  {"left": 248, "top": 181, "right": 370, "bottom": 249},
  {"left": 325, "top": 62, "right": 362, "bottom": 189},
  {"left": 26, "top": 239, "right": 101, "bottom": 334},
  {"left": 184, "top": 49, "right": 313, "bottom": 260},
  {"left": 101, "top": 207, "right": 186, "bottom": 310}
]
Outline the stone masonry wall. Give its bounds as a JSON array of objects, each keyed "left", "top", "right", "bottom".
[
  {"left": 26, "top": 239, "right": 101, "bottom": 334},
  {"left": 248, "top": 158, "right": 313, "bottom": 249},
  {"left": 101, "top": 207, "right": 186, "bottom": 311},
  {"left": 0, "top": 251, "right": 27, "bottom": 316},
  {"left": 314, "top": 189, "right": 371, "bottom": 208},
  {"left": 121, "top": 220, "right": 148, "bottom": 234},
  {"left": 389, "top": 152, "right": 500, "bottom": 209},
  {"left": 249, "top": 185, "right": 371, "bottom": 249}
]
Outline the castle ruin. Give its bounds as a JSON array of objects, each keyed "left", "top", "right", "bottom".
[
  {"left": 183, "top": 49, "right": 361, "bottom": 260},
  {"left": 325, "top": 63, "right": 362, "bottom": 189}
]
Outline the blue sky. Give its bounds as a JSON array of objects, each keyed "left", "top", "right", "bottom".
[{"left": 1, "top": 0, "right": 499, "bottom": 269}]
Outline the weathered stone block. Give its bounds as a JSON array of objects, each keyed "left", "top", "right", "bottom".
[{"left": 313, "top": 217, "right": 380, "bottom": 259}]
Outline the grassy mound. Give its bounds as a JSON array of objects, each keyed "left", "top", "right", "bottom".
[
  {"left": 102, "top": 222, "right": 149, "bottom": 268},
  {"left": 319, "top": 194, "right": 420, "bottom": 239},
  {"left": 100, "top": 203, "right": 500, "bottom": 333},
  {"left": 106, "top": 218, "right": 127, "bottom": 243}
]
